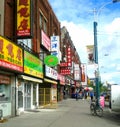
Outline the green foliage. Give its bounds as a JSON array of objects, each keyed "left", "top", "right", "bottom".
[{"left": 88, "top": 80, "right": 108, "bottom": 92}]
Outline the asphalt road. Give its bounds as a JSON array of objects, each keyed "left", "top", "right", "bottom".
[{"left": 0, "top": 98, "right": 120, "bottom": 127}]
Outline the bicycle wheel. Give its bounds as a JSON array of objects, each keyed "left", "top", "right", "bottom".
[
  {"left": 90, "top": 104, "right": 95, "bottom": 115},
  {"left": 95, "top": 107, "right": 103, "bottom": 117}
]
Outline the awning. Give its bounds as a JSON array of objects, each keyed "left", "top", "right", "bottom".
[
  {"left": 44, "top": 78, "right": 57, "bottom": 84},
  {"left": 19, "top": 75, "right": 43, "bottom": 83}
]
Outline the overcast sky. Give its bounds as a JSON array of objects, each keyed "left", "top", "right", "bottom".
[{"left": 48, "top": 0, "right": 120, "bottom": 84}]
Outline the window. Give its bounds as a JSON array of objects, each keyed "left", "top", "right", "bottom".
[
  {"left": 17, "top": 39, "right": 32, "bottom": 51},
  {"left": 39, "top": 13, "right": 42, "bottom": 28},
  {"left": 0, "top": 84, "right": 11, "bottom": 101},
  {"left": 39, "top": 12, "right": 47, "bottom": 33},
  {"left": 43, "top": 19, "right": 47, "bottom": 33}
]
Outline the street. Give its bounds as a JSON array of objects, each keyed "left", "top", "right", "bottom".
[{"left": 0, "top": 98, "right": 120, "bottom": 127}]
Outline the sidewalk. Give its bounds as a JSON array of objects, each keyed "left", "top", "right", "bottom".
[{"left": 0, "top": 98, "right": 120, "bottom": 127}]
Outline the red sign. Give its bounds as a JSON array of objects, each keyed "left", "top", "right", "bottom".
[
  {"left": 41, "top": 30, "right": 51, "bottom": 51},
  {"left": 0, "top": 75, "right": 10, "bottom": 84},
  {"left": 60, "top": 62, "right": 68, "bottom": 67},
  {"left": 60, "top": 69, "right": 71, "bottom": 75},
  {"left": 67, "top": 47, "right": 72, "bottom": 66}
]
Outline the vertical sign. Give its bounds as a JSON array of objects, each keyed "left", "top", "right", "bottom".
[
  {"left": 74, "top": 64, "right": 80, "bottom": 80},
  {"left": 51, "top": 36, "right": 60, "bottom": 63},
  {"left": 81, "top": 64, "right": 87, "bottom": 86},
  {"left": 67, "top": 47, "right": 72, "bottom": 66},
  {"left": 17, "top": 0, "right": 32, "bottom": 37},
  {"left": 86, "top": 45, "right": 94, "bottom": 64}
]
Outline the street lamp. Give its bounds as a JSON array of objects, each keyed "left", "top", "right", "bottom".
[{"left": 93, "top": 0, "right": 120, "bottom": 107}]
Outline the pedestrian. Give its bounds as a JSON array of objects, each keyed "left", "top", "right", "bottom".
[
  {"left": 90, "top": 91, "right": 94, "bottom": 101},
  {"left": 75, "top": 88, "right": 79, "bottom": 101}
]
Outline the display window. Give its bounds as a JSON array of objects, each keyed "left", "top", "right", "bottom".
[
  {"left": 0, "top": 84, "right": 11, "bottom": 101},
  {"left": 0, "top": 75, "right": 11, "bottom": 101}
]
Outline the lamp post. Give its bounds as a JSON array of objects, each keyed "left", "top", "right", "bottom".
[{"left": 93, "top": 0, "right": 120, "bottom": 107}]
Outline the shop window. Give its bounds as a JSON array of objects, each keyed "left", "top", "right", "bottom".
[{"left": 0, "top": 84, "right": 11, "bottom": 101}]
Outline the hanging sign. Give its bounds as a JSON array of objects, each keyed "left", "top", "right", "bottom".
[{"left": 44, "top": 55, "right": 58, "bottom": 67}]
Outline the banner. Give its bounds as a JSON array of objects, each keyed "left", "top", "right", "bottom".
[{"left": 86, "top": 45, "right": 94, "bottom": 64}]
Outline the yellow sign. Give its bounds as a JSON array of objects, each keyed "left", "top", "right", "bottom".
[
  {"left": 17, "top": 0, "right": 31, "bottom": 37},
  {"left": 0, "top": 36, "right": 23, "bottom": 72}
]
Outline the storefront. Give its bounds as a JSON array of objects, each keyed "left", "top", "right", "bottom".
[
  {"left": 0, "top": 36, "right": 23, "bottom": 117},
  {"left": 17, "top": 75, "right": 43, "bottom": 114},
  {"left": 57, "top": 74, "right": 65, "bottom": 101},
  {"left": 0, "top": 73, "right": 15, "bottom": 117},
  {"left": 16, "top": 50, "right": 43, "bottom": 114},
  {"left": 39, "top": 65, "right": 58, "bottom": 107}
]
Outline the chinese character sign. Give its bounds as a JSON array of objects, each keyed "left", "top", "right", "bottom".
[
  {"left": 67, "top": 47, "right": 72, "bottom": 67},
  {"left": 17, "top": 0, "right": 32, "bottom": 37},
  {"left": 0, "top": 36, "right": 23, "bottom": 72}
]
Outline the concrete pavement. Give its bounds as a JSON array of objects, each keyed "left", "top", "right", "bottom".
[{"left": 0, "top": 98, "right": 120, "bottom": 127}]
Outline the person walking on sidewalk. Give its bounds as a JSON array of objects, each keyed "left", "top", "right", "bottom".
[
  {"left": 90, "top": 91, "right": 94, "bottom": 101},
  {"left": 75, "top": 88, "right": 79, "bottom": 101}
]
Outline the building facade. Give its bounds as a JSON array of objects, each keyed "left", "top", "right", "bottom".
[{"left": 0, "top": 0, "right": 82, "bottom": 118}]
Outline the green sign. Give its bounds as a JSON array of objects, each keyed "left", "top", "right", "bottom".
[
  {"left": 24, "top": 51, "right": 43, "bottom": 78},
  {"left": 44, "top": 55, "right": 58, "bottom": 67}
]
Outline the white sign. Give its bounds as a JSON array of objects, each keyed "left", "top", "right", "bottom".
[
  {"left": 51, "top": 36, "right": 59, "bottom": 52},
  {"left": 74, "top": 64, "right": 80, "bottom": 80},
  {"left": 45, "top": 65, "right": 58, "bottom": 80}
]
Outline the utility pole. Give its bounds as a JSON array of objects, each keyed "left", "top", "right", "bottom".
[{"left": 93, "top": 0, "right": 120, "bottom": 107}]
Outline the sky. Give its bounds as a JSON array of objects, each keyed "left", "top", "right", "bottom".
[{"left": 48, "top": 0, "right": 120, "bottom": 85}]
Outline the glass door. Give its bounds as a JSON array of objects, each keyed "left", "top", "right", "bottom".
[{"left": 24, "top": 83, "right": 31, "bottom": 110}]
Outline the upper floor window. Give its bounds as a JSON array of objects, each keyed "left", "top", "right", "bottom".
[{"left": 39, "top": 12, "right": 47, "bottom": 34}]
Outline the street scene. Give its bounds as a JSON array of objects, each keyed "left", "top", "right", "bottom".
[
  {"left": 0, "top": 98, "right": 120, "bottom": 127},
  {"left": 0, "top": 0, "right": 120, "bottom": 126}
]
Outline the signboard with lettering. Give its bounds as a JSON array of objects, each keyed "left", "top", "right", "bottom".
[
  {"left": 45, "top": 65, "right": 58, "bottom": 80},
  {"left": 44, "top": 55, "right": 58, "bottom": 67},
  {"left": 0, "top": 36, "right": 23, "bottom": 72},
  {"left": 17, "top": 0, "right": 32, "bottom": 37},
  {"left": 41, "top": 30, "right": 51, "bottom": 51},
  {"left": 24, "top": 51, "right": 43, "bottom": 78}
]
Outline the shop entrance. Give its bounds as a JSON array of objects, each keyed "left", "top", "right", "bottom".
[
  {"left": 24, "top": 83, "right": 31, "bottom": 109},
  {"left": 39, "top": 88, "right": 50, "bottom": 106},
  {"left": 39, "top": 88, "right": 57, "bottom": 108}
]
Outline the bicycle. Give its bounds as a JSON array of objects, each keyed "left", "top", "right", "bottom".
[{"left": 90, "top": 99, "right": 103, "bottom": 117}]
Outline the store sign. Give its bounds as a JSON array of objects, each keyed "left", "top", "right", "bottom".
[
  {"left": 41, "top": 30, "right": 51, "bottom": 51},
  {"left": 45, "top": 65, "right": 58, "bottom": 80},
  {"left": 24, "top": 51, "right": 43, "bottom": 78},
  {"left": 44, "top": 55, "right": 58, "bottom": 67},
  {"left": 51, "top": 36, "right": 60, "bottom": 60},
  {"left": 67, "top": 47, "right": 72, "bottom": 66},
  {"left": 74, "top": 64, "right": 80, "bottom": 80},
  {"left": 60, "top": 62, "right": 68, "bottom": 67},
  {"left": 0, "top": 36, "right": 23, "bottom": 72},
  {"left": 51, "top": 36, "right": 59, "bottom": 52},
  {"left": 17, "top": 0, "right": 32, "bottom": 37},
  {"left": 0, "top": 75, "right": 10, "bottom": 84},
  {"left": 58, "top": 74, "right": 65, "bottom": 85},
  {"left": 60, "top": 68, "right": 71, "bottom": 75}
]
